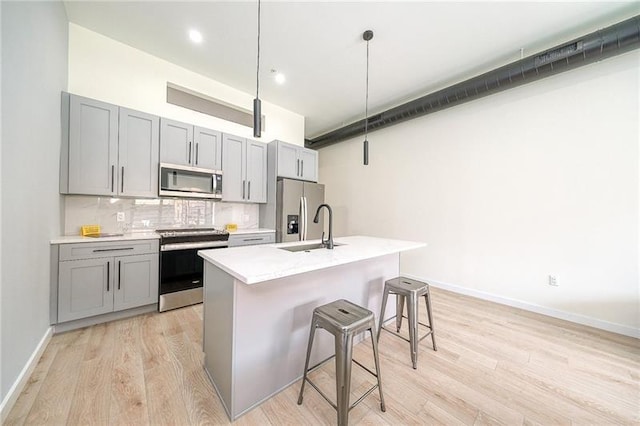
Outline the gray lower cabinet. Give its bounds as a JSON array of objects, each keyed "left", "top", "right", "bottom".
[
  {"left": 222, "top": 134, "right": 267, "bottom": 203},
  {"left": 228, "top": 232, "right": 275, "bottom": 247},
  {"left": 60, "top": 93, "right": 159, "bottom": 198},
  {"left": 56, "top": 240, "right": 159, "bottom": 323}
]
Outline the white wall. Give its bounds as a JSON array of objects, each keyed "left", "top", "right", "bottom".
[
  {"left": 319, "top": 51, "right": 639, "bottom": 336},
  {"left": 68, "top": 24, "right": 304, "bottom": 145},
  {"left": 1, "top": 0, "right": 67, "bottom": 404}
]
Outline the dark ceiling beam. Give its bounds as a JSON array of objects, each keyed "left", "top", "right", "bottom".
[{"left": 305, "top": 15, "right": 640, "bottom": 149}]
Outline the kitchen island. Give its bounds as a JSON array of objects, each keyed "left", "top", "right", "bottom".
[{"left": 198, "top": 235, "right": 425, "bottom": 420}]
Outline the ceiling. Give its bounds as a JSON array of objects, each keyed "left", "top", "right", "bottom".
[{"left": 63, "top": 1, "right": 639, "bottom": 140}]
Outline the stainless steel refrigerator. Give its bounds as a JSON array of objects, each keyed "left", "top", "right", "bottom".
[{"left": 276, "top": 179, "right": 325, "bottom": 243}]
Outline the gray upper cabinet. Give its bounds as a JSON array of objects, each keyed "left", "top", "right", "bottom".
[
  {"left": 61, "top": 93, "right": 159, "bottom": 198},
  {"left": 246, "top": 141, "right": 267, "bottom": 203},
  {"left": 160, "top": 118, "right": 222, "bottom": 170},
  {"left": 194, "top": 126, "right": 223, "bottom": 170},
  {"left": 274, "top": 140, "right": 318, "bottom": 182},
  {"left": 64, "top": 94, "right": 119, "bottom": 196},
  {"left": 160, "top": 118, "right": 193, "bottom": 166},
  {"left": 222, "top": 134, "right": 267, "bottom": 203},
  {"left": 119, "top": 108, "right": 160, "bottom": 197}
]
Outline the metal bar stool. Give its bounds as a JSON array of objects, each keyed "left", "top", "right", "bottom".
[
  {"left": 378, "top": 276, "right": 437, "bottom": 369},
  {"left": 298, "top": 299, "right": 386, "bottom": 426}
]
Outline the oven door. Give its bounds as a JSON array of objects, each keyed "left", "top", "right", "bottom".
[{"left": 159, "top": 241, "right": 227, "bottom": 312}]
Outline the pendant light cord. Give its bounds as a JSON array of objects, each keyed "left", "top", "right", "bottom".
[
  {"left": 256, "top": 0, "right": 261, "bottom": 99},
  {"left": 364, "top": 38, "right": 370, "bottom": 140}
]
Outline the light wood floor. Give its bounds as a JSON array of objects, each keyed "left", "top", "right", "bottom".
[{"left": 5, "top": 287, "right": 639, "bottom": 425}]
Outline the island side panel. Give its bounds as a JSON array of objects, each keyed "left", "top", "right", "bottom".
[
  {"left": 203, "top": 262, "right": 236, "bottom": 418},
  {"left": 232, "top": 253, "right": 399, "bottom": 418}
]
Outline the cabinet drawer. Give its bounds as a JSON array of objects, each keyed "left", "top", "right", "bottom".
[
  {"left": 228, "top": 233, "right": 275, "bottom": 247},
  {"left": 59, "top": 239, "right": 159, "bottom": 261}
]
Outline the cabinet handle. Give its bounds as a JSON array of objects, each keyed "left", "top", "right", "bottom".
[
  {"left": 92, "top": 247, "right": 135, "bottom": 253},
  {"left": 195, "top": 143, "right": 199, "bottom": 165},
  {"left": 107, "top": 261, "right": 110, "bottom": 292},
  {"left": 121, "top": 166, "right": 125, "bottom": 193},
  {"left": 118, "top": 260, "right": 121, "bottom": 290},
  {"left": 296, "top": 159, "right": 300, "bottom": 176},
  {"left": 111, "top": 165, "right": 115, "bottom": 192},
  {"left": 242, "top": 180, "right": 246, "bottom": 199},
  {"left": 248, "top": 181, "right": 251, "bottom": 200},
  {"left": 188, "top": 141, "right": 192, "bottom": 164},
  {"left": 301, "top": 160, "right": 304, "bottom": 177},
  {"left": 243, "top": 238, "right": 263, "bottom": 242}
]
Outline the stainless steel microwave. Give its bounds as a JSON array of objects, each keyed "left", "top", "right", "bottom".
[{"left": 159, "top": 163, "right": 222, "bottom": 199}]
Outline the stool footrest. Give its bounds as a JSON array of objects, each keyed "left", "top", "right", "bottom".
[
  {"left": 302, "top": 355, "right": 381, "bottom": 413},
  {"left": 380, "top": 316, "right": 434, "bottom": 344}
]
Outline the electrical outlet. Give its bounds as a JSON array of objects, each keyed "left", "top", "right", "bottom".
[
  {"left": 117, "top": 212, "right": 125, "bottom": 222},
  {"left": 548, "top": 275, "right": 558, "bottom": 287}
]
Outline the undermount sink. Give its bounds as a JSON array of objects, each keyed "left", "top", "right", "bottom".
[{"left": 278, "top": 242, "right": 343, "bottom": 252}]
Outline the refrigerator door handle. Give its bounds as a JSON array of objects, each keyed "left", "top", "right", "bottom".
[
  {"left": 302, "top": 196, "right": 308, "bottom": 241},
  {"left": 299, "top": 196, "right": 304, "bottom": 241}
]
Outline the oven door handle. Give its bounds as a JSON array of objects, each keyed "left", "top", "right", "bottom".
[{"left": 161, "top": 241, "right": 229, "bottom": 251}]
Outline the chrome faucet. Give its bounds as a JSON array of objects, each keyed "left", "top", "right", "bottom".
[{"left": 313, "top": 204, "right": 334, "bottom": 249}]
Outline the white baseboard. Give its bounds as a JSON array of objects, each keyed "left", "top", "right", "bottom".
[
  {"left": 402, "top": 274, "right": 640, "bottom": 339},
  {"left": 0, "top": 327, "right": 53, "bottom": 422}
]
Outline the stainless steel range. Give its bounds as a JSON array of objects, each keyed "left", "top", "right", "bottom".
[{"left": 156, "top": 227, "right": 229, "bottom": 312}]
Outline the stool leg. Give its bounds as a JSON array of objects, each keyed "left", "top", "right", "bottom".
[
  {"left": 335, "top": 333, "right": 353, "bottom": 426},
  {"left": 395, "top": 294, "right": 405, "bottom": 332},
  {"left": 377, "top": 286, "right": 389, "bottom": 341},
  {"left": 424, "top": 292, "right": 437, "bottom": 351},
  {"left": 297, "top": 320, "right": 317, "bottom": 404},
  {"left": 369, "top": 327, "right": 386, "bottom": 412},
  {"left": 408, "top": 293, "right": 419, "bottom": 369}
]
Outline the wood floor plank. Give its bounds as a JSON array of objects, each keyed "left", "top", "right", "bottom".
[
  {"left": 5, "top": 287, "right": 639, "bottom": 425},
  {"left": 22, "top": 330, "right": 89, "bottom": 424},
  {"left": 2, "top": 341, "right": 61, "bottom": 426},
  {"left": 66, "top": 322, "right": 116, "bottom": 425},
  {"left": 109, "top": 316, "right": 150, "bottom": 426}
]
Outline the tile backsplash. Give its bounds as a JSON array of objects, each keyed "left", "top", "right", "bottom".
[{"left": 64, "top": 196, "right": 259, "bottom": 235}]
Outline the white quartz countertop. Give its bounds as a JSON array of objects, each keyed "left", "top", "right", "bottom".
[
  {"left": 50, "top": 232, "right": 160, "bottom": 244},
  {"left": 228, "top": 228, "right": 275, "bottom": 236},
  {"left": 198, "top": 235, "right": 426, "bottom": 285}
]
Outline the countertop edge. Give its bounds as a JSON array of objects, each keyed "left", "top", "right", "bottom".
[
  {"left": 50, "top": 233, "right": 160, "bottom": 244},
  {"left": 199, "top": 236, "right": 426, "bottom": 285}
]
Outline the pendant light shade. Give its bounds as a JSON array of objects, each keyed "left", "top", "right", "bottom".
[
  {"left": 363, "top": 30, "right": 373, "bottom": 165},
  {"left": 253, "top": 0, "right": 262, "bottom": 138}
]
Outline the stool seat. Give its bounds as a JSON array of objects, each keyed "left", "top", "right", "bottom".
[
  {"left": 378, "top": 277, "right": 437, "bottom": 369},
  {"left": 298, "top": 299, "right": 385, "bottom": 426},
  {"left": 313, "top": 299, "right": 374, "bottom": 335}
]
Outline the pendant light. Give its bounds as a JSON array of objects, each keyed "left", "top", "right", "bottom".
[
  {"left": 253, "top": 0, "right": 262, "bottom": 138},
  {"left": 363, "top": 30, "right": 373, "bottom": 165}
]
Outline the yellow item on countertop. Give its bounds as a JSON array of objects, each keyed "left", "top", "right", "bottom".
[
  {"left": 81, "top": 225, "right": 101, "bottom": 236},
  {"left": 225, "top": 224, "right": 238, "bottom": 232}
]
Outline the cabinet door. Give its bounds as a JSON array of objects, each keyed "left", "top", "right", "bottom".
[
  {"left": 58, "top": 258, "right": 114, "bottom": 322},
  {"left": 118, "top": 108, "right": 159, "bottom": 197},
  {"left": 276, "top": 141, "right": 301, "bottom": 179},
  {"left": 299, "top": 148, "right": 318, "bottom": 182},
  {"left": 160, "top": 118, "right": 193, "bottom": 166},
  {"left": 114, "top": 253, "right": 159, "bottom": 311},
  {"left": 222, "top": 134, "right": 246, "bottom": 202},
  {"left": 246, "top": 141, "right": 267, "bottom": 203},
  {"left": 194, "top": 126, "right": 222, "bottom": 170},
  {"left": 68, "top": 95, "right": 118, "bottom": 195}
]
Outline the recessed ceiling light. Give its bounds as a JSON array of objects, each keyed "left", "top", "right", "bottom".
[
  {"left": 189, "top": 29, "right": 203, "bottom": 44},
  {"left": 272, "top": 71, "right": 286, "bottom": 85}
]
